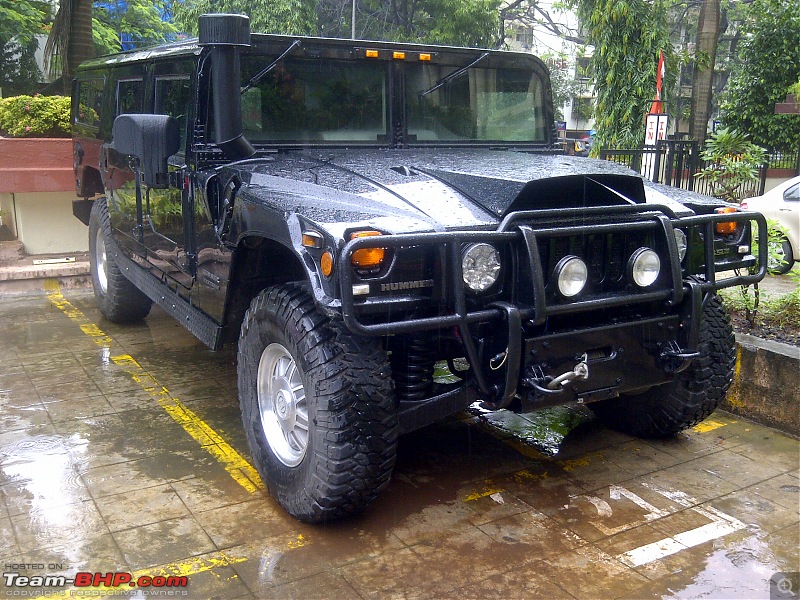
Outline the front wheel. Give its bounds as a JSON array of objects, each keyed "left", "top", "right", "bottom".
[
  {"left": 238, "top": 284, "right": 398, "bottom": 523},
  {"left": 589, "top": 295, "right": 735, "bottom": 438}
]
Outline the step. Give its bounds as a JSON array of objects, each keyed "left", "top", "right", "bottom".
[{"left": 0, "top": 252, "right": 91, "bottom": 295}]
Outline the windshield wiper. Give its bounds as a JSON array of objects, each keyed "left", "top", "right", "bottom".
[
  {"left": 241, "top": 39, "right": 302, "bottom": 95},
  {"left": 419, "top": 52, "right": 490, "bottom": 97}
]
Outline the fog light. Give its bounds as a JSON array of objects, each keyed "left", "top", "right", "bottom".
[
  {"left": 555, "top": 256, "right": 588, "bottom": 297},
  {"left": 629, "top": 248, "right": 661, "bottom": 287},
  {"left": 673, "top": 228, "right": 687, "bottom": 262},
  {"left": 462, "top": 243, "right": 501, "bottom": 291}
]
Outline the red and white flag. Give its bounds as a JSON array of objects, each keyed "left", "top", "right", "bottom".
[{"left": 649, "top": 50, "right": 666, "bottom": 115}]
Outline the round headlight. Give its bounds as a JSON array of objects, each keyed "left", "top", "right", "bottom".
[
  {"left": 555, "top": 256, "right": 588, "bottom": 297},
  {"left": 629, "top": 248, "right": 661, "bottom": 287},
  {"left": 462, "top": 243, "right": 501, "bottom": 292},
  {"left": 673, "top": 228, "right": 687, "bottom": 262}
]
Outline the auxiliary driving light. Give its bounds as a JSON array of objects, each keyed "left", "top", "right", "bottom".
[
  {"left": 554, "top": 255, "right": 588, "bottom": 297},
  {"left": 629, "top": 247, "right": 661, "bottom": 287},
  {"left": 673, "top": 228, "right": 687, "bottom": 262},
  {"left": 462, "top": 243, "right": 501, "bottom": 292}
]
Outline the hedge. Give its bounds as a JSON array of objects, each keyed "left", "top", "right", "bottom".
[{"left": 0, "top": 95, "right": 71, "bottom": 138}]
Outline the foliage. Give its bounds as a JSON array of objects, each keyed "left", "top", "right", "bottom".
[
  {"left": 723, "top": 218, "right": 797, "bottom": 327},
  {"left": 0, "top": 95, "right": 71, "bottom": 137},
  {"left": 695, "top": 127, "right": 767, "bottom": 202},
  {"left": 0, "top": 0, "right": 49, "bottom": 95},
  {"left": 46, "top": 0, "right": 177, "bottom": 89},
  {"left": 173, "top": 0, "right": 319, "bottom": 36},
  {"left": 173, "top": 0, "right": 500, "bottom": 46},
  {"left": 565, "top": 0, "right": 674, "bottom": 151},
  {"left": 721, "top": 281, "right": 800, "bottom": 333},
  {"left": 720, "top": 0, "right": 800, "bottom": 149},
  {"left": 542, "top": 52, "right": 578, "bottom": 121}
]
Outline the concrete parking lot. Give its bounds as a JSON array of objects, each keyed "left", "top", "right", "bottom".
[{"left": 0, "top": 284, "right": 798, "bottom": 599}]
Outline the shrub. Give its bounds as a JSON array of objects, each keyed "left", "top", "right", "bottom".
[
  {"left": 0, "top": 95, "right": 71, "bottom": 138},
  {"left": 695, "top": 127, "right": 767, "bottom": 203}
]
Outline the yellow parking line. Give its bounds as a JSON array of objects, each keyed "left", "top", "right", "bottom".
[
  {"left": 45, "top": 280, "right": 264, "bottom": 494},
  {"left": 136, "top": 550, "right": 248, "bottom": 579},
  {"left": 692, "top": 419, "right": 728, "bottom": 433}
]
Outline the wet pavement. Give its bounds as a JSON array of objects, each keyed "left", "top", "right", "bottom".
[{"left": 0, "top": 285, "right": 798, "bottom": 599}]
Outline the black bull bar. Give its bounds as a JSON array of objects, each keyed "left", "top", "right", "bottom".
[{"left": 338, "top": 205, "right": 767, "bottom": 406}]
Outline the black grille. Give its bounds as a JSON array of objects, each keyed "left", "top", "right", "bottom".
[{"left": 533, "top": 228, "right": 664, "bottom": 301}]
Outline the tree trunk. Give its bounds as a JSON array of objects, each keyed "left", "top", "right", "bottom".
[
  {"left": 689, "top": 0, "right": 720, "bottom": 141},
  {"left": 64, "top": 0, "right": 94, "bottom": 93}
]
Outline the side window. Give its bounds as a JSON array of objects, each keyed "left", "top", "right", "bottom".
[
  {"left": 116, "top": 79, "right": 143, "bottom": 114},
  {"left": 784, "top": 183, "right": 799, "bottom": 202},
  {"left": 75, "top": 77, "right": 105, "bottom": 128},
  {"left": 155, "top": 75, "right": 191, "bottom": 152}
]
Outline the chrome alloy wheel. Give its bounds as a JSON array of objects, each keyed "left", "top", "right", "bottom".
[
  {"left": 257, "top": 343, "right": 309, "bottom": 467},
  {"left": 95, "top": 228, "right": 108, "bottom": 294}
]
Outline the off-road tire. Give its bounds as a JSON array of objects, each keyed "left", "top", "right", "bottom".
[
  {"left": 589, "top": 295, "right": 735, "bottom": 438},
  {"left": 768, "top": 237, "right": 794, "bottom": 275},
  {"left": 238, "top": 283, "right": 398, "bottom": 523},
  {"left": 88, "top": 198, "right": 152, "bottom": 323}
]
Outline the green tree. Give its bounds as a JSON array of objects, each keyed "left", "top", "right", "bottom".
[
  {"left": 92, "top": 0, "right": 178, "bottom": 56},
  {"left": 45, "top": 0, "right": 94, "bottom": 93},
  {"left": 0, "top": 0, "right": 48, "bottom": 95},
  {"left": 174, "top": 0, "right": 500, "bottom": 47},
  {"left": 688, "top": 0, "right": 720, "bottom": 139},
  {"left": 566, "top": 0, "right": 674, "bottom": 150},
  {"left": 173, "top": 0, "right": 319, "bottom": 36},
  {"left": 721, "top": 0, "right": 800, "bottom": 149}
]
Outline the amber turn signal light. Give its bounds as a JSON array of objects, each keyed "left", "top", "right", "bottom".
[
  {"left": 320, "top": 251, "right": 334, "bottom": 277},
  {"left": 714, "top": 207, "right": 738, "bottom": 235},
  {"left": 350, "top": 231, "right": 386, "bottom": 268}
]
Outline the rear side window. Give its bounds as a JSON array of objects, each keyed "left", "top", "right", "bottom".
[
  {"left": 75, "top": 77, "right": 105, "bottom": 128},
  {"left": 117, "top": 78, "right": 143, "bottom": 114},
  {"left": 155, "top": 75, "right": 191, "bottom": 151}
]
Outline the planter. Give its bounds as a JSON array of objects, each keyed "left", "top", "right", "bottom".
[
  {"left": 724, "top": 333, "right": 800, "bottom": 436},
  {"left": 0, "top": 137, "right": 74, "bottom": 193},
  {"left": 0, "top": 137, "right": 87, "bottom": 254}
]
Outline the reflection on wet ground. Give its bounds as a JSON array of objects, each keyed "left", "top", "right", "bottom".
[{"left": 0, "top": 287, "right": 798, "bottom": 599}]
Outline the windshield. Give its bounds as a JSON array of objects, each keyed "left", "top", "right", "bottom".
[
  {"left": 239, "top": 56, "right": 388, "bottom": 144},
  {"left": 235, "top": 51, "right": 549, "bottom": 146},
  {"left": 406, "top": 62, "right": 548, "bottom": 143}
]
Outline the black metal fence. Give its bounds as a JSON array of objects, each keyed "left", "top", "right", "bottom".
[{"left": 599, "top": 141, "right": 800, "bottom": 199}]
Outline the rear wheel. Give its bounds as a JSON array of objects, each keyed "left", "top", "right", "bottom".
[
  {"left": 88, "top": 199, "right": 152, "bottom": 323},
  {"left": 238, "top": 283, "right": 397, "bottom": 522},
  {"left": 589, "top": 295, "right": 735, "bottom": 437},
  {"left": 768, "top": 237, "right": 794, "bottom": 275}
]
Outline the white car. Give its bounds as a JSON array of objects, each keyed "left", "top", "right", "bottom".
[{"left": 741, "top": 176, "right": 800, "bottom": 274}]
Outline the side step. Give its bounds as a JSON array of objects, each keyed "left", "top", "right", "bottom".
[{"left": 110, "top": 240, "right": 224, "bottom": 350}]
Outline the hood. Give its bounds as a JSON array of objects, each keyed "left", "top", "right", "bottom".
[{"left": 229, "top": 148, "right": 695, "bottom": 234}]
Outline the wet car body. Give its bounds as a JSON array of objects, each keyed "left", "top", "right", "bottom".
[{"left": 71, "top": 14, "right": 767, "bottom": 521}]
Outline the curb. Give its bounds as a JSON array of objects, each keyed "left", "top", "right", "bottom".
[{"left": 725, "top": 333, "right": 800, "bottom": 436}]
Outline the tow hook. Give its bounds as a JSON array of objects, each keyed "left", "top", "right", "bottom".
[
  {"left": 522, "top": 354, "right": 590, "bottom": 397},
  {"left": 658, "top": 341, "right": 700, "bottom": 373},
  {"left": 546, "top": 354, "right": 590, "bottom": 390}
]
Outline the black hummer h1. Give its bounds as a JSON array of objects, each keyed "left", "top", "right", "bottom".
[{"left": 71, "top": 14, "right": 766, "bottom": 522}]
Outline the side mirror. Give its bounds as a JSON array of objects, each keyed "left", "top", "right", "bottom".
[{"left": 110, "top": 114, "right": 180, "bottom": 188}]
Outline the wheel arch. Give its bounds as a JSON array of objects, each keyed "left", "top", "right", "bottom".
[{"left": 222, "top": 235, "right": 311, "bottom": 343}]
